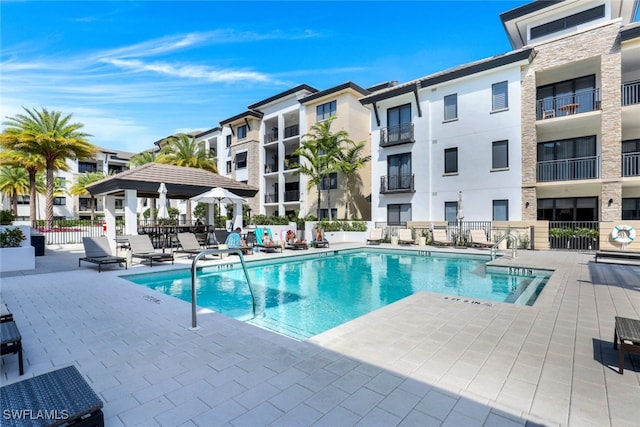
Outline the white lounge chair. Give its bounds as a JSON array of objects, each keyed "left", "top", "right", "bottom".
[
  {"left": 366, "top": 228, "right": 383, "bottom": 245},
  {"left": 125, "top": 235, "right": 174, "bottom": 266},
  {"left": 470, "top": 230, "right": 494, "bottom": 248},
  {"left": 398, "top": 229, "right": 414, "bottom": 245},
  {"left": 431, "top": 229, "right": 454, "bottom": 246}
]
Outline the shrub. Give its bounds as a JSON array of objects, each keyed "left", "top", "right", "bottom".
[
  {"left": 0, "top": 227, "right": 26, "bottom": 248},
  {"left": 0, "top": 210, "right": 15, "bottom": 225}
]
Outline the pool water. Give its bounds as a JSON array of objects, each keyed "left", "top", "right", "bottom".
[{"left": 123, "top": 249, "right": 550, "bottom": 340}]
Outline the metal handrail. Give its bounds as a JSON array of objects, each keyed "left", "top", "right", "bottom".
[
  {"left": 190, "top": 248, "right": 256, "bottom": 330},
  {"left": 490, "top": 233, "right": 518, "bottom": 260}
]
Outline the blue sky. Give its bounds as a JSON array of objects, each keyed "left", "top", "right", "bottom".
[{"left": 4, "top": 0, "right": 630, "bottom": 154}]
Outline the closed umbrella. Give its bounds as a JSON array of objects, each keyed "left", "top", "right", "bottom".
[
  {"left": 456, "top": 191, "right": 464, "bottom": 245},
  {"left": 191, "top": 187, "right": 247, "bottom": 229},
  {"left": 157, "top": 183, "right": 169, "bottom": 219}
]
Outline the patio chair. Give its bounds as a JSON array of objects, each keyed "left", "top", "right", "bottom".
[
  {"left": 125, "top": 234, "right": 175, "bottom": 267},
  {"left": 254, "top": 227, "right": 282, "bottom": 253},
  {"left": 79, "top": 236, "right": 127, "bottom": 272},
  {"left": 431, "top": 229, "right": 454, "bottom": 246},
  {"left": 366, "top": 228, "right": 383, "bottom": 245},
  {"left": 224, "top": 231, "right": 253, "bottom": 255},
  {"left": 469, "top": 230, "right": 494, "bottom": 249},
  {"left": 1, "top": 320, "right": 23, "bottom": 375},
  {"left": 0, "top": 365, "right": 103, "bottom": 425},
  {"left": 175, "top": 233, "right": 209, "bottom": 258},
  {"left": 398, "top": 229, "right": 414, "bottom": 245},
  {"left": 312, "top": 228, "right": 330, "bottom": 248},
  {"left": 1, "top": 304, "right": 13, "bottom": 323}
]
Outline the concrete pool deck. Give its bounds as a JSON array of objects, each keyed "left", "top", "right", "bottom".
[{"left": 1, "top": 244, "right": 639, "bottom": 426}]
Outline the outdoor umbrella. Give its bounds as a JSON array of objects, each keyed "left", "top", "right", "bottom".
[
  {"left": 191, "top": 187, "right": 247, "bottom": 228},
  {"left": 157, "top": 183, "right": 169, "bottom": 220}
]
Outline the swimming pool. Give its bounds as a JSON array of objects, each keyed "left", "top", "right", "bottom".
[{"left": 123, "top": 249, "right": 551, "bottom": 340}]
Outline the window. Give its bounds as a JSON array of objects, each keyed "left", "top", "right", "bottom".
[
  {"left": 493, "top": 200, "right": 509, "bottom": 221},
  {"left": 226, "top": 135, "right": 232, "bottom": 148},
  {"left": 537, "top": 136, "right": 597, "bottom": 181},
  {"left": 226, "top": 161, "right": 232, "bottom": 174},
  {"left": 444, "top": 148, "right": 458, "bottom": 174},
  {"left": 622, "top": 198, "right": 640, "bottom": 220},
  {"left": 78, "top": 162, "right": 97, "bottom": 173},
  {"left": 108, "top": 165, "right": 124, "bottom": 174},
  {"left": 234, "top": 151, "right": 247, "bottom": 169},
  {"left": 388, "top": 204, "right": 411, "bottom": 226},
  {"left": 319, "top": 208, "right": 338, "bottom": 219},
  {"left": 537, "top": 197, "right": 598, "bottom": 221},
  {"left": 16, "top": 195, "right": 30, "bottom": 204},
  {"left": 387, "top": 153, "right": 412, "bottom": 190},
  {"left": 623, "top": 139, "right": 640, "bottom": 177},
  {"left": 320, "top": 172, "right": 338, "bottom": 190},
  {"left": 492, "top": 140, "right": 509, "bottom": 169},
  {"left": 531, "top": 5, "right": 604, "bottom": 40},
  {"left": 53, "top": 196, "right": 66, "bottom": 206},
  {"left": 444, "top": 94, "right": 458, "bottom": 121},
  {"left": 537, "top": 75, "right": 596, "bottom": 116},
  {"left": 316, "top": 100, "right": 336, "bottom": 121},
  {"left": 492, "top": 81, "right": 508, "bottom": 111},
  {"left": 386, "top": 104, "right": 412, "bottom": 143},
  {"left": 444, "top": 202, "right": 458, "bottom": 223},
  {"left": 237, "top": 125, "right": 247, "bottom": 139},
  {"left": 115, "top": 199, "right": 124, "bottom": 209}
]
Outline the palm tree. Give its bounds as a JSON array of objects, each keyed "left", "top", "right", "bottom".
[
  {"left": 298, "top": 116, "right": 352, "bottom": 219},
  {"left": 128, "top": 150, "right": 159, "bottom": 222},
  {"left": 156, "top": 133, "right": 217, "bottom": 223},
  {"left": 0, "top": 166, "right": 30, "bottom": 214},
  {"left": 0, "top": 107, "right": 96, "bottom": 223},
  {"left": 292, "top": 139, "right": 325, "bottom": 219},
  {"left": 335, "top": 140, "right": 371, "bottom": 219},
  {"left": 69, "top": 171, "right": 107, "bottom": 221},
  {"left": 0, "top": 150, "right": 68, "bottom": 222}
]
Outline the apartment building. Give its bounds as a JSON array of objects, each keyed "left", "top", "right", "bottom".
[
  {"left": 361, "top": 0, "right": 640, "bottom": 226},
  {"left": 11, "top": 146, "right": 134, "bottom": 221}
]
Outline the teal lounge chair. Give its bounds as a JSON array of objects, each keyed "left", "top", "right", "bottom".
[
  {"left": 254, "top": 227, "right": 282, "bottom": 253},
  {"left": 312, "top": 229, "right": 329, "bottom": 248}
]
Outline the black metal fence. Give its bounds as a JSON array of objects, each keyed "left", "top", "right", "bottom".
[
  {"left": 548, "top": 221, "right": 599, "bottom": 251},
  {"left": 32, "top": 220, "right": 122, "bottom": 245}
]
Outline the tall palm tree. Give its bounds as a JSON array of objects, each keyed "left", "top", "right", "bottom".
[
  {"left": 128, "top": 150, "right": 159, "bottom": 222},
  {"left": 0, "top": 150, "right": 68, "bottom": 222},
  {"left": 293, "top": 139, "right": 325, "bottom": 219},
  {"left": 0, "top": 107, "right": 96, "bottom": 223},
  {"left": 69, "top": 171, "right": 106, "bottom": 221},
  {"left": 298, "top": 116, "right": 352, "bottom": 219},
  {"left": 335, "top": 140, "right": 371, "bottom": 219},
  {"left": 0, "top": 166, "right": 30, "bottom": 214},
  {"left": 156, "top": 133, "right": 217, "bottom": 223}
]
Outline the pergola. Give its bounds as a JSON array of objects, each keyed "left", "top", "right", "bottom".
[{"left": 86, "top": 163, "right": 259, "bottom": 242}]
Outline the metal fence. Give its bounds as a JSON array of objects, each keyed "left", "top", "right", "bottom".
[
  {"left": 548, "top": 221, "right": 599, "bottom": 251},
  {"left": 32, "top": 220, "right": 123, "bottom": 245}
]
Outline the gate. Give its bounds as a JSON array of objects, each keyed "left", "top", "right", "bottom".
[{"left": 548, "top": 221, "right": 599, "bottom": 251}]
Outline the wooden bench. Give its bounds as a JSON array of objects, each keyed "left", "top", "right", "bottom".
[
  {"left": 614, "top": 316, "right": 640, "bottom": 374},
  {"left": 0, "top": 365, "right": 104, "bottom": 426},
  {"left": 1, "top": 320, "right": 23, "bottom": 376}
]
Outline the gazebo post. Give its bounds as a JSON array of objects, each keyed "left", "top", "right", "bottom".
[{"left": 124, "top": 189, "right": 138, "bottom": 235}]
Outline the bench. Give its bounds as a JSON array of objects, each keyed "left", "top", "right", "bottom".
[
  {"left": 1, "top": 303, "right": 13, "bottom": 323},
  {"left": 1, "top": 320, "right": 23, "bottom": 375},
  {"left": 595, "top": 250, "right": 640, "bottom": 265},
  {"left": 613, "top": 316, "right": 640, "bottom": 374},
  {"left": 0, "top": 365, "right": 104, "bottom": 426}
]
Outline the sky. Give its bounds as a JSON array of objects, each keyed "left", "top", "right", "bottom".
[{"left": 2, "top": 1, "right": 635, "bottom": 154}]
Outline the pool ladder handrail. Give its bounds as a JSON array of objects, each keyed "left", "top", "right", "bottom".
[
  {"left": 490, "top": 233, "right": 518, "bottom": 260},
  {"left": 190, "top": 248, "right": 256, "bottom": 330}
]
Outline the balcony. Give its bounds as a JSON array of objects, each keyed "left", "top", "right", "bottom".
[
  {"left": 380, "top": 123, "right": 414, "bottom": 147},
  {"left": 380, "top": 174, "right": 415, "bottom": 194},
  {"left": 536, "top": 89, "right": 600, "bottom": 120},
  {"left": 265, "top": 132, "right": 278, "bottom": 144},
  {"left": 264, "top": 163, "right": 278, "bottom": 173},
  {"left": 537, "top": 156, "right": 600, "bottom": 182},
  {"left": 622, "top": 152, "right": 640, "bottom": 177},
  {"left": 284, "top": 156, "right": 299, "bottom": 170},
  {"left": 622, "top": 80, "right": 640, "bottom": 106},
  {"left": 264, "top": 193, "right": 278, "bottom": 203},
  {"left": 284, "top": 124, "right": 299, "bottom": 138},
  {"left": 284, "top": 190, "right": 300, "bottom": 202}
]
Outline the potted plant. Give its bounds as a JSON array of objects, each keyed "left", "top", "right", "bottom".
[{"left": 418, "top": 229, "right": 428, "bottom": 246}]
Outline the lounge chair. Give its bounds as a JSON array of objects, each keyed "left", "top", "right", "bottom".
[
  {"left": 125, "top": 234, "right": 175, "bottom": 266},
  {"left": 469, "top": 230, "right": 494, "bottom": 248},
  {"left": 0, "top": 366, "right": 103, "bottom": 424},
  {"left": 224, "top": 231, "right": 253, "bottom": 255},
  {"left": 398, "top": 229, "right": 414, "bottom": 245},
  {"left": 312, "top": 229, "right": 329, "bottom": 248},
  {"left": 254, "top": 227, "right": 282, "bottom": 253},
  {"left": 431, "top": 229, "right": 454, "bottom": 246},
  {"left": 366, "top": 228, "right": 383, "bottom": 245},
  {"left": 79, "top": 236, "right": 127, "bottom": 272},
  {"left": 175, "top": 233, "right": 209, "bottom": 257}
]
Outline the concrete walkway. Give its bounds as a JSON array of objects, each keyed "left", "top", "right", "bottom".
[{"left": 1, "top": 245, "right": 639, "bottom": 426}]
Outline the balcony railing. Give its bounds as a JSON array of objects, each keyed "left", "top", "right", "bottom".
[
  {"left": 265, "top": 132, "right": 278, "bottom": 143},
  {"left": 622, "top": 80, "right": 640, "bottom": 106},
  {"left": 380, "top": 123, "right": 414, "bottom": 147},
  {"left": 284, "top": 156, "right": 299, "bottom": 170},
  {"left": 284, "top": 190, "right": 300, "bottom": 202},
  {"left": 380, "top": 174, "right": 415, "bottom": 193},
  {"left": 284, "top": 124, "right": 299, "bottom": 138},
  {"left": 537, "top": 156, "right": 600, "bottom": 182},
  {"left": 622, "top": 152, "right": 640, "bottom": 177},
  {"left": 264, "top": 193, "right": 278, "bottom": 203},
  {"left": 265, "top": 163, "right": 278, "bottom": 173},
  {"left": 536, "top": 88, "right": 600, "bottom": 120}
]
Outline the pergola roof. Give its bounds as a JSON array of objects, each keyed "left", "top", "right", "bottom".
[{"left": 86, "top": 163, "right": 259, "bottom": 199}]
